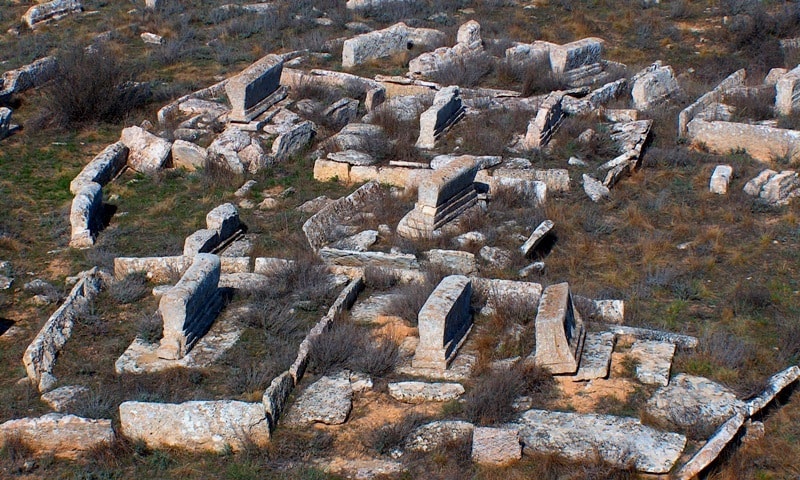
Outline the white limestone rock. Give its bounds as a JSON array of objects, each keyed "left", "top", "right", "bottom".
[
  {"left": 0, "top": 413, "right": 113, "bottom": 459},
  {"left": 629, "top": 340, "right": 675, "bottom": 386},
  {"left": 120, "top": 126, "right": 172, "bottom": 174},
  {"left": 405, "top": 420, "right": 474, "bottom": 452},
  {"left": 471, "top": 426, "right": 521, "bottom": 466},
  {"left": 387, "top": 381, "right": 465, "bottom": 403},
  {"left": 709, "top": 164, "right": 733, "bottom": 194},
  {"left": 283, "top": 371, "right": 353, "bottom": 425}
]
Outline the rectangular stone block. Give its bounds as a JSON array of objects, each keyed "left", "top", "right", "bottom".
[
  {"left": 157, "top": 253, "right": 222, "bottom": 360},
  {"left": 710, "top": 164, "right": 733, "bottom": 194},
  {"left": 226, "top": 54, "right": 284, "bottom": 122},
  {"left": 69, "top": 182, "right": 102, "bottom": 249},
  {"left": 206, "top": 203, "right": 240, "bottom": 240},
  {"left": 412, "top": 275, "right": 472, "bottom": 370},
  {"left": 630, "top": 340, "right": 675, "bottom": 386},
  {"left": 416, "top": 86, "right": 465, "bottom": 149},
  {"left": 183, "top": 229, "right": 219, "bottom": 257},
  {"left": 776, "top": 65, "right": 800, "bottom": 116},
  {"left": 533, "top": 282, "right": 585, "bottom": 374},
  {"left": 573, "top": 331, "right": 614, "bottom": 381},
  {"left": 417, "top": 156, "right": 480, "bottom": 209},
  {"left": 523, "top": 93, "right": 563, "bottom": 149},
  {"left": 520, "top": 219, "right": 554, "bottom": 258},
  {"left": 550, "top": 37, "right": 604, "bottom": 74},
  {"left": 69, "top": 142, "right": 128, "bottom": 194}
]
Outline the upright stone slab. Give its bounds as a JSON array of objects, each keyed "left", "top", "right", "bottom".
[
  {"left": 412, "top": 275, "right": 472, "bottom": 370},
  {"left": 776, "top": 65, "right": 800, "bottom": 116},
  {"left": 550, "top": 37, "right": 604, "bottom": 74},
  {"left": 69, "top": 182, "right": 102, "bottom": 248},
  {"left": 631, "top": 62, "right": 681, "bottom": 110},
  {"left": 225, "top": 54, "right": 284, "bottom": 122},
  {"left": 156, "top": 254, "right": 222, "bottom": 360},
  {"left": 709, "top": 164, "right": 733, "bottom": 194},
  {"left": 533, "top": 282, "right": 585, "bottom": 374},
  {"left": 522, "top": 93, "right": 564, "bottom": 149},
  {"left": 0, "top": 107, "right": 13, "bottom": 140},
  {"left": 416, "top": 86, "right": 465, "bottom": 149},
  {"left": 206, "top": 203, "right": 240, "bottom": 241}
]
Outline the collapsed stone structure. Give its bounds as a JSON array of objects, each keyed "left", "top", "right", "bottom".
[{"left": 342, "top": 22, "right": 446, "bottom": 68}]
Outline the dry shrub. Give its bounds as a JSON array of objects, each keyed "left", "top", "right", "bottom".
[
  {"left": 368, "top": 105, "right": 423, "bottom": 164},
  {"left": 427, "top": 52, "right": 495, "bottom": 87},
  {"left": 31, "top": 44, "right": 149, "bottom": 130},
  {"left": 463, "top": 361, "right": 556, "bottom": 425},
  {"left": 383, "top": 271, "right": 443, "bottom": 326},
  {"left": 109, "top": 272, "right": 149, "bottom": 304},
  {"left": 309, "top": 321, "right": 399, "bottom": 377},
  {"left": 0, "top": 433, "right": 33, "bottom": 467},
  {"left": 264, "top": 428, "right": 334, "bottom": 463},
  {"left": 136, "top": 312, "right": 163, "bottom": 344},
  {"left": 201, "top": 154, "right": 245, "bottom": 190},
  {"left": 363, "top": 412, "right": 429, "bottom": 455},
  {"left": 732, "top": 282, "right": 772, "bottom": 315},
  {"left": 724, "top": 88, "right": 776, "bottom": 123},
  {"left": 364, "top": 265, "right": 400, "bottom": 291},
  {"left": 522, "top": 62, "right": 570, "bottom": 97}
]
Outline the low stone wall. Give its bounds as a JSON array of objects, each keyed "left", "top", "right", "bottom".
[
  {"left": 412, "top": 275, "right": 472, "bottom": 370},
  {"left": 302, "top": 180, "right": 383, "bottom": 250},
  {"left": 0, "top": 413, "right": 114, "bottom": 459},
  {"left": 69, "top": 182, "right": 103, "bottom": 248},
  {"left": 687, "top": 119, "right": 800, "bottom": 162},
  {"left": 678, "top": 69, "right": 746, "bottom": 137},
  {"left": 69, "top": 142, "right": 129, "bottom": 194},
  {"left": 114, "top": 255, "right": 254, "bottom": 282},
  {"left": 23, "top": 268, "right": 105, "bottom": 392},
  {"left": 281, "top": 68, "right": 386, "bottom": 111}
]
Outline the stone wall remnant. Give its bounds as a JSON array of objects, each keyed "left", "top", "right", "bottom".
[
  {"left": 70, "top": 142, "right": 129, "bottom": 194},
  {"left": 416, "top": 86, "right": 466, "bottom": 149},
  {"left": 22, "top": 0, "right": 82, "bottom": 29},
  {"left": 342, "top": 23, "right": 446, "bottom": 68},
  {"left": 0, "top": 413, "right": 113, "bottom": 459},
  {"left": 225, "top": 54, "right": 285, "bottom": 123},
  {"left": 521, "top": 93, "right": 564, "bottom": 149},
  {"left": 412, "top": 275, "right": 472, "bottom": 370},
  {"left": 69, "top": 182, "right": 103, "bottom": 248}
]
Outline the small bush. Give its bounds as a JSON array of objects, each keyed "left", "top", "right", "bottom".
[
  {"left": 383, "top": 276, "right": 438, "bottom": 326},
  {"left": 109, "top": 272, "right": 149, "bottom": 304},
  {"left": 724, "top": 89, "right": 776, "bottom": 123},
  {"left": 201, "top": 154, "right": 246, "bottom": 190},
  {"left": 309, "top": 321, "right": 400, "bottom": 377},
  {"left": 364, "top": 266, "right": 400, "bottom": 291},
  {"left": 463, "top": 362, "right": 555, "bottom": 425},
  {"left": 137, "top": 312, "right": 163, "bottom": 344},
  {"left": 522, "top": 65, "right": 570, "bottom": 97},
  {"left": 364, "top": 413, "right": 428, "bottom": 455},
  {"left": 733, "top": 282, "right": 772, "bottom": 315},
  {"left": 427, "top": 52, "right": 495, "bottom": 87},
  {"left": 32, "top": 45, "right": 149, "bottom": 129}
]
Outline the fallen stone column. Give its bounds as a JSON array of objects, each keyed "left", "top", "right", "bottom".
[
  {"left": 746, "top": 365, "right": 800, "bottom": 416},
  {"left": 412, "top": 275, "right": 472, "bottom": 370},
  {"left": 70, "top": 142, "right": 129, "bottom": 194},
  {"left": 23, "top": 268, "right": 104, "bottom": 392},
  {"left": 119, "top": 400, "right": 270, "bottom": 452},
  {"left": 156, "top": 253, "right": 222, "bottom": 360},
  {"left": 675, "top": 412, "right": 746, "bottom": 480},
  {"left": 69, "top": 182, "right": 103, "bottom": 248},
  {"left": 533, "top": 282, "right": 585, "bottom": 374},
  {"left": 604, "top": 324, "right": 698, "bottom": 349}
]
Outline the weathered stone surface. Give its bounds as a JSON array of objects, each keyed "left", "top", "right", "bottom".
[
  {"left": 629, "top": 340, "right": 675, "bottom": 386},
  {"left": 550, "top": 37, "right": 604, "bottom": 74},
  {"left": 303, "top": 181, "right": 383, "bottom": 250},
  {"left": 388, "top": 381, "right": 465, "bottom": 403},
  {"left": 743, "top": 169, "right": 800, "bottom": 205},
  {"left": 331, "top": 230, "right": 379, "bottom": 252},
  {"left": 183, "top": 229, "right": 219, "bottom": 257},
  {"left": 314, "top": 158, "right": 352, "bottom": 183},
  {"left": 120, "top": 400, "right": 269, "bottom": 452},
  {"left": 405, "top": 420, "right": 474, "bottom": 452},
  {"left": 675, "top": 411, "right": 746, "bottom": 480},
  {"left": 583, "top": 174, "right": 609, "bottom": 202},
  {"left": 645, "top": 373, "right": 747, "bottom": 434},
  {"left": 70, "top": 142, "right": 128, "bottom": 194},
  {"left": 22, "top": 0, "right": 82, "bottom": 28},
  {"left": 431, "top": 154, "right": 500, "bottom": 171},
  {"left": 207, "top": 126, "right": 251, "bottom": 174},
  {"left": 679, "top": 69, "right": 746, "bottom": 137},
  {"left": 226, "top": 54, "right": 284, "bottom": 122},
  {"left": 520, "top": 220, "right": 554, "bottom": 258},
  {"left": 605, "top": 325, "right": 698, "bottom": 349},
  {"left": 408, "top": 21, "right": 486, "bottom": 81},
  {"left": 342, "top": 22, "right": 446, "bottom": 68},
  {"left": 120, "top": 126, "right": 172, "bottom": 174},
  {"left": 327, "top": 149, "right": 377, "bottom": 166},
  {"left": 0, "top": 413, "right": 113, "bottom": 459},
  {"left": 41, "top": 385, "right": 90, "bottom": 412},
  {"left": 141, "top": 32, "right": 164, "bottom": 45},
  {"left": 522, "top": 93, "right": 563, "bottom": 149},
  {"left": 479, "top": 246, "right": 513, "bottom": 270},
  {"left": 471, "top": 426, "right": 521, "bottom": 466},
  {"left": 413, "top": 275, "right": 472, "bottom": 370},
  {"left": 505, "top": 41, "right": 552, "bottom": 73},
  {"left": 272, "top": 121, "right": 315, "bottom": 161},
  {"left": 284, "top": 371, "right": 353, "bottom": 426},
  {"left": 69, "top": 182, "right": 103, "bottom": 248},
  {"left": 492, "top": 168, "right": 569, "bottom": 192},
  {"left": 474, "top": 278, "right": 542, "bottom": 317},
  {"left": 631, "top": 61, "right": 680, "bottom": 110},
  {"left": 687, "top": 119, "right": 800, "bottom": 163},
  {"left": 747, "top": 365, "right": 800, "bottom": 416},
  {"left": 516, "top": 409, "right": 686, "bottom": 474},
  {"left": 319, "top": 248, "right": 420, "bottom": 269},
  {"left": 710, "top": 164, "right": 733, "bottom": 194},
  {"left": 776, "top": 64, "right": 800, "bottom": 116},
  {"left": 425, "top": 249, "right": 476, "bottom": 276},
  {"left": 533, "top": 282, "right": 585, "bottom": 374},
  {"left": 219, "top": 272, "right": 270, "bottom": 290},
  {"left": 207, "top": 203, "right": 240, "bottom": 240},
  {"left": 157, "top": 253, "right": 222, "bottom": 360},
  {"left": 416, "top": 86, "right": 465, "bottom": 149},
  {"left": 263, "top": 371, "right": 294, "bottom": 430},
  {"left": 475, "top": 171, "right": 548, "bottom": 205},
  {"left": 323, "top": 97, "right": 359, "bottom": 127},
  {"left": 171, "top": 140, "right": 207, "bottom": 171},
  {"left": 0, "top": 107, "right": 12, "bottom": 140},
  {"left": 594, "top": 299, "right": 624, "bottom": 324},
  {"left": 573, "top": 331, "right": 614, "bottom": 381}
]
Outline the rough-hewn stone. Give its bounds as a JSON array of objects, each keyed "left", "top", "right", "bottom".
[
  {"left": 22, "top": 0, "right": 82, "bottom": 28},
  {"left": 171, "top": 140, "right": 207, "bottom": 171},
  {"left": 412, "top": 275, "right": 472, "bottom": 370},
  {"left": 41, "top": 385, "right": 90, "bottom": 412},
  {"left": 687, "top": 119, "right": 800, "bottom": 163},
  {"left": 550, "top": 37, "right": 604, "bottom": 74},
  {"left": 303, "top": 181, "right": 383, "bottom": 250},
  {"left": 416, "top": 86, "right": 465, "bottom": 149},
  {"left": 226, "top": 54, "right": 284, "bottom": 122},
  {"left": 573, "top": 331, "right": 614, "bottom": 381},
  {"left": 520, "top": 220, "right": 554, "bottom": 258},
  {"left": 0, "top": 413, "right": 113, "bottom": 459},
  {"left": 710, "top": 164, "right": 733, "bottom": 194},
  {"left": 776, "top": 64, "right": 800, "bottom": 116},
  {"left": 471, "top": 426, "right": 521, "bottom": 466},
  {"left": 405, "top": 420, "right": 474, "bottom": 452},
  {"left": 388, "top": 381, "right": 465, "bottom": 403},
  {"left": 629, "top": 340, "right": 675, "bottom": 386},
  {"left": 120, "top": 126, "right": 172, "bottom": 174},
  {"left": 342, "top": 23, "right": 446, "bottom": 68},
  {"left": 522, "top": 93, "right": 563, "bottom": 149},
  {"left": 69, "top": 182, "right": 103, "bottom": 248},
  {"left": 70, "top": 142, "right": 128, "bottom": 194},
  {"left": 283, "top": 371, "right": 353, "bottom": 425},
  {"left": 631, "top": 61, "right": 680, "bottom": 110}
]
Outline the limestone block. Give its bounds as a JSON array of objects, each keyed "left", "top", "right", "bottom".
[
  {"left": 114, "top": 256, "right": 191, "bottom": 283},
  {"left": 207, "top": 125, "right": 250, "bottom": 174},
  {"left": 676, "top": 412, "right": 746, "bottom": 480},
  {"left": 405, "top": 420, "right": 474, "bottom": 452},
  {"left": 41, "top": 385, "right": 90, "bottom": 412},
  {"left": 225, "top": 54, "right": 284, "bottom": 122},
  {"left": 120, "top": 126, "right": 172, "bottom": 174},
  {"left": 573, "top": 331, "right": 615, "bottom": 381},
  {"left": 522, "top": 93, "right": 563, "bottom": 149},
  {"left": 183, "top": 229, "right": 219, "bottom": 256},
  {"left": 263, "top": 371, "right": 295, "bottom": 430},
  {"left": 342, "top": 22, "right": 446, "bottom": 68},
  {"left": 22, "top": 0, "right": 82, "bottom": 28},
  {"left": 505, "top": 42, "right": 552, "bottom": 72},
  {"left": 0, "top": 413, "right": 113, "bottom": 459},
  {"left": 533, "top": 282, "right": 585, "bottom": 374},
  {"left": 302, "top": 180, "right": 383, "bottom": 250},
  {"left": 709, "top": 164, "right": 733, "bottom": 194},
  {"left": 119, "top": 400, "right": 269, "bottom": 452},
  {"left": 516, "top": 409, "right": 686, "bottom": 473},
  {"left": 350, "top": 165, "right": 380, "bottom": 183},
  {"left": 687, "top": 119, "right": 800, "bottom": 163},
  {"left": 743, "top": 168, "right": 778, "bottom": 196},
  {"left": 475, "top": 278, "right": 542, "bottom": 317},
  {"left": 550, "top": 37, "right": 604, "bottom": 74},
  {"left": 387, "top": 381, "right": 465, "bottom": 403},
  {"left": 206, "top": 203, "right": 240, "bottom": 240},
  {"left": 141, "top": 32, "right": 163, "bottom": 45},
  {"left": 69, "top": 182, "right": 102, "bottom": 248},
  {"left": 283, "top": 371, "right": 353, "bottom": 426},
  {"left": 629, "top": 340, "right": 675, "bottom": 386},
  {"left": 583, "top": 174, "right": 609, "bottom": 202},
  {"left": 776, "top": 65, "right": 800, "bottom": 116},
  {"left": 425, "top": 249, "right": 476, "bottom": 276},
  {"left": 314, "top": 158, "right": 351, "bottom": 183},
  {"left": 0, "top": 107, "right": 11, "bottom": 140},
  {"left": 416, "top": 86, "right": 465, "bottom": 149},
  {"left": 417, "top": 156, "right": 479, "bottom": 209},
  {"left": 412, "top": 275, "right": 472, "bottom": 370},
  {"left": 171, "top": 140, "right": 207, "bottom": 171},
  {"left": 645, "top": 374, "right": 747, "bottom": 435},
  {"left": 70, "top": 142, "right": 128, "bottom": 194},
  {"left": 631, "top": 62, "right": 681, "bottom": 110},
  {"left": 330, "top": 230, "right": 378, "bottom": 252},
  {"left": 157, "top": 253, "right": 221, "bottom": 360},
  {"left": 679, "top": 69, "right": 746, "bottom": 137},
  {"left": 471, "top": 426, "right": 521, "bottom": 466},
  {"left": 605, "top": 325, "right": 698, "bottom": 349},
  {"left": 746, "top": 365, "right": 800, "bottom": 416},
  {"left": 492, "top": 168, "right": 569, "bottom": 192},
  {"left": 271, "top": 121, "right": 314, "bottom": 161},
  {"left": 323, "top": 97, "right": 359, "bottom": 126},
  {"left": 520, "top": 219, "right": 554, "bottom": 258},
  {"left": 319, "top": 248, "right": 420, "bottom": 269}
]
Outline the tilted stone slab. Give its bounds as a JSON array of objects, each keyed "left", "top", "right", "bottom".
[
  {"left": 522, "top": 93, "right": 564, "bottom": 149},
  {"left": 678, "top": 69, "right": 746, "bottom": 137},
  {"left": 550, "top": 37, "right": 604, "bottom": 74},
  {"left": 517, "top": 409, "right": 686, "bottom": 473},
  {"left": 747, "top": 365, "right": 800, "bottom": 416},
  {"left": 472, "top": 426, "right": 521, "bottom": 466},
  {"left": 22, "top": 0, "right": 82, "bottom": 28},
  {"left": 520, "top": 219, "right": 554, "bottom": 258},
  {"left": 687, "top": 119, "right": 800, "bottom": 163},
  {"left": 302, "top": 180, "right": 383, "bottom": 250},
  {"left": 69, "top": 182, "right": 103, "bottom": 248},
  {"left": 776, "top": 64, "right": 800, "bottom": 116},
  {"left": 645, "top": 373, "right": 747, "bottom": 435},
  {"left": 271, "top": 120, "right": 314, "bottom": 161},
  {"left": 283, "top": 371, "right": 353, "bottom": 426},
  {"left": 573, "top": 331, "right": 614, "bottom": 381},
  {"left": 120, "top": 126, "right": 172, "bottom": 174},
  {"left": 41, "top": 385, "right": 90, "bottom": 412},
  {"left": 604, "top": 324, "right": 698, "bottom": 349},
  {"left": 0, "top": 413, "right": 113, "bottom": 459},
  {"left": 206, "top": 202, "right": 241, "bottom": 240},
  {"left": 675, "top": 412, "right": 746, "bottom": 480},
  {"left": 412, "top": 275, "right": 472, "bottom": 370},
  {"left": 70, "top": 142, "right": 128, "bottom": 194},
  {"left": 387, "top": 381, "right": 465, "bottom": 403},
  {"left": 225, "top": 54, "right": 284, "bottom": 122},
  {"left": 630, "top": 340, "right": 675, "bottom": 386},
  {"left": 533, "top": 282, "right": 585, "bottom": 374},
  {"left": 157, "top": 253, "right": 222, "bottom": 360},
  {"left": 119, "top": 400, "right": 269, "bottom": 452},
  {"left": 416, "top": 86, "right": 465, "bottom": 149},
  {"left": 23, "top": 268, "right": 104, "bottom": 392}
]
